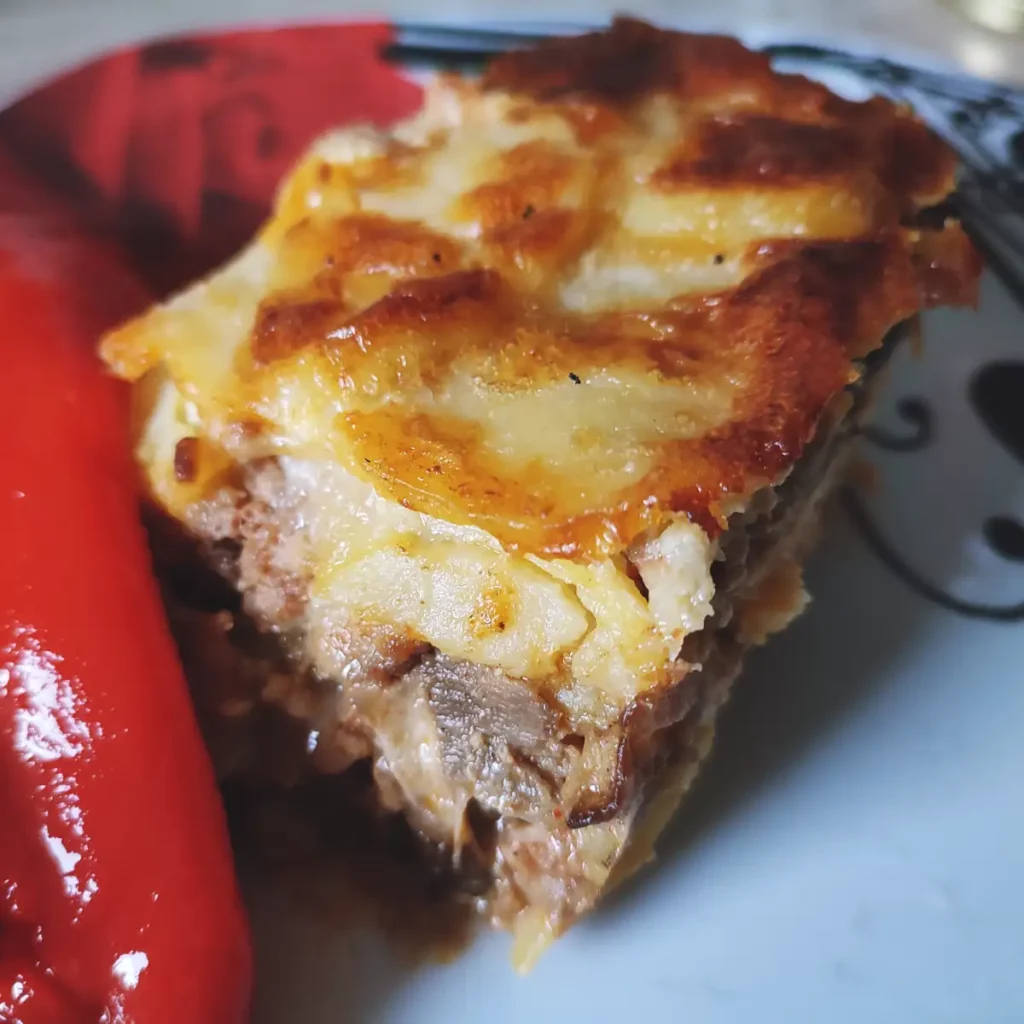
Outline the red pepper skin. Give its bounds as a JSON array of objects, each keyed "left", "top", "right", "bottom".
[{"left": 0, "top": 220, "right": 252, "bottom": 1022}]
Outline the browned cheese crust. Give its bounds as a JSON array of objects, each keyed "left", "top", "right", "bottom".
[{"left": 104, "top": 18, "right": 977, "bottom": 555}]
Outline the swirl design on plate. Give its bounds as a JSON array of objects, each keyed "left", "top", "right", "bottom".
[
  {"left": 848, "top": 359, "right": 1024, "bottom": 621},
  {"left": 861, "top": 396, "right": 933, "bottom": 452}
]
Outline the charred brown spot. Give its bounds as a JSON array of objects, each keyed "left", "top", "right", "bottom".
[
  {"left": 872, "top": 110, "right": 958, "bottom": 206},
  {"left": 464, "top": 798, "right": 499, "bottom": 855},
  {"left": 483, "top": 208, "right": 585, "bottom": 279},
  {"left": 482, "top": 16, "right": 765, "bottom": 106},
  {"left": 174, "top": 436, "right": 200, "bottom": 483},
  {"left": 250, "top": 298, "right": 346, "bottom": 364},
  {"left": 238, "top": 419, "right": 267, "bottom": 440},
  {"left": 653, "top": 116, "right": 861, "bottom": 189},
  {"left": 568, "top": 733, "right": 632, "bottom": 829},
  {"left": 623, "top": 557, "right": 649, "bottom": 599},
  {"left": 568, "top": 681, "right": 703, "bottom": 829},
  {"left": 356, "top": 268, "right": 506, "bottom": 330},
  {"left": 272, "top": 214, "right": 463, "bottom": 312},
  {"left": 460, "top": 140, "right": 580, "bottom": 232}
]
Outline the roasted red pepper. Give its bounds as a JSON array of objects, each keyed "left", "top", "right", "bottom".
[{"left": 0, "top": 218, "right": 252, "bottom": 1022}]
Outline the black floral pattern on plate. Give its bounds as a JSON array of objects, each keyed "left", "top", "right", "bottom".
[{"left": 848, "top": 359, "right": 1024, "bottom": 621}]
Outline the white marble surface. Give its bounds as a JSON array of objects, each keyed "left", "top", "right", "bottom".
[{"left": 1, "top": 0, "right": 1024, "bottom": 107}]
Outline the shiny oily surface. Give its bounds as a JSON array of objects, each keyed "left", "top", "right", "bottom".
[
  {"left": 0, "top": 224, "right": 251, "bottom": 1023},
  {"left": 101, "top": 19, "right": 977, "bottom": 560}
]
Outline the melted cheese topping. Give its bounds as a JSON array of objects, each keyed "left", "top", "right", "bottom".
[{"left": 101, "top": 19, "right": 975, "bottom": 711}]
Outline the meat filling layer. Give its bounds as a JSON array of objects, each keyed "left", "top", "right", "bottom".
[{"left": 163, "top": 352, "right": 880, "bottom": 950}]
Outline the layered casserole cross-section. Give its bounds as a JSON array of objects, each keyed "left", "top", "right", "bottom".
[{"left": 101, "top": 19, "right": 979, "bottom": 964}]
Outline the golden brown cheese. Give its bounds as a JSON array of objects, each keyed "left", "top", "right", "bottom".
[
  {"left": 103, "top": 20, "right": 975, "bottom": 566},
  {"left": 101, "top": 19, "right": 977, "bottom": 717}
]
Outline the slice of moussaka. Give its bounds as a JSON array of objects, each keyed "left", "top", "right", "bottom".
[{"left": 102, "top": 18, "right": 979, "bottom": 967}]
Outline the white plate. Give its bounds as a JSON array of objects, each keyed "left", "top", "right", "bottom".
[{"left": 246, "top": 271, "right": 1024, "bottom": 1023}]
